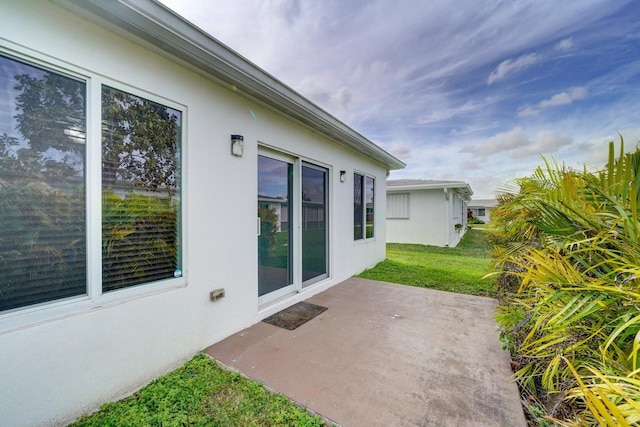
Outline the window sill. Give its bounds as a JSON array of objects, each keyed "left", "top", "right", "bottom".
[
  {"left": 0, "top": 278, "right": 186, "bottom": 336},
  {"left": 354, "top": 237, "right": 376, "bottom": 246}
]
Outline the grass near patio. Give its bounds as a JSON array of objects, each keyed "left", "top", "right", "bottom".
[
  {"left": 70, "top": 228, "right": 494, "bottom": 426},
  {"left": 357, "top": 228, "right": 497, "bottom": 297},
  {"left": 70, "top": 355, "right": 324, "bottom": 427}
]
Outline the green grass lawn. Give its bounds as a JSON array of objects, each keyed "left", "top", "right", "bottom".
[
  {"left": 70, "top": 228, "right": 494, "bottom": 426},
  {"left": 357, "top": 228, "right": 497, "bottom": 297},
  {"left": 70, "top": 355, "right": 324, "bottom": 427}
]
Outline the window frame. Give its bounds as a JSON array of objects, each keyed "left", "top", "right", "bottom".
[
  {"left": 353, "top": 172, "right": 375, "bottom": 241},
  {"left": 257, "top": 145, "right": 333, "bottom": 306},
  {"left": 100, "top": 83, "right": 184, "bottom": 294},
  {"left": 0, "top": 46, "right": 187, "bottom": 331},
  {"left": 0, "top": 51, "right": 88, "bottom": 312},
  {"left": 94, "top": 78, "right": 187, "bottom": 304}
]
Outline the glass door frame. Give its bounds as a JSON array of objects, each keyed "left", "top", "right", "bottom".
[
  {"left": 257, "top": 149, "right": 298, "bottom": 305},
  {"left": 257, "top": 147, "right": 332, "bottom": 306},
  {"left": 301, "top": 161, "right": 329, "bottom": 287}
]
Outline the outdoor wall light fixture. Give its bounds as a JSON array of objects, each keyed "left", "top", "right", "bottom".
[
  {"left": 231, "top": 134, "right": 244, "bottom": 157},
  {"left": 340, "top": 170, "right": 347, "bottom": 182}
]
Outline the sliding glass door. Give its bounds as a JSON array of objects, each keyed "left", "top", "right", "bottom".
[
  {"left": 258, "top": 155, "right": 293, "bottom": 298},
  {"left": 258, "top": 153, "right": 329, "bottom": 301},
  {"left": 302, "top": 163, "right": 328, "bottom": 286}
]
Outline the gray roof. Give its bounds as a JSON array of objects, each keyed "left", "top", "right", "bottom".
[
  {"left": 54, "top": 0, "right": 405, "bottom": 171},
  {"left": 386, "top": 179, "right": 473, "bottom": 201}
]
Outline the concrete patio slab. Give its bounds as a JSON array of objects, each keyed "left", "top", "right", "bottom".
[{"left": 206, "top": 278, "right": 526, "bottom": 427}]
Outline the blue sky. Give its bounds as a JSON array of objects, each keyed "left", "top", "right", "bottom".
[{"left": 159, "top": 0, "right": 640, "bottom": 198}]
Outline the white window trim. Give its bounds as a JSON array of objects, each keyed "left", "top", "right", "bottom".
[
  {"left": 257, "top": 145, "right": 333, "bottom": 307},
  {"left": 0, "top": 44, "right": 188, "bottom": 334},
  {"left": 354, "top": 170, "right": 376, "bottom": 243}
]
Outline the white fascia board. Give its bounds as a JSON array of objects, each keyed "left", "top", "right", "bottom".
[
  {"left": 388, "top": 182, "right": 473, "bottom": 201},
  {"left": 387, "top": 181, "right": 469, "bottom": 192},
  {"left": 52, "top": 0, "right": 405, "bottom": 171}
]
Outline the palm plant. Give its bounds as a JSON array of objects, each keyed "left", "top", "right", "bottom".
[{"left": 490, "top": 140, "right": 640, "bottom": 425}]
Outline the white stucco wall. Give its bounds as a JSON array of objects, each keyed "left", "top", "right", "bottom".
[
  {"left": 386, "top": 188, "right": 467, "bottom": 247},
  {"left": 469, "top": 206, "right": 493, "bottom": 223},
  {"left": 448, "top": 191, "right": 468, "bottom": 247},
  {"left": 386, "top": 189, "right": 446, "bottom": 246},
  {"left": 0, "top": 2, "right": 389, "bottom": 426}
]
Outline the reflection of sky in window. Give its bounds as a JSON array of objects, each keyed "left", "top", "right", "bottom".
[
  {"left": 258, "top": 155, "right": 289, "bottom": 199},
  {"left": 0, "top": 55, "right": 85, "bottom": 174},
  {"left": 302, "top": 166, "right": 325, "bottom": 203},
  {"left": 0, "top": 55, "right": 44, "bottom": 145},
  {"left": 365, "top": 176, "right": 374, "bottom": 204}
]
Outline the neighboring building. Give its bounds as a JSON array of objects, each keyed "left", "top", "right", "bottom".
[
  {"left": 258, "top": 195, "right": 289, "bottom": 231},
  {"left": 0, "top": 1, "right": 404, "bottom": 426},
  {"left": 468, "top": 198, "right": 498, "bottom": 223},
  {"left": 386, "top": 179, "right": 473, "bottom": 247}
]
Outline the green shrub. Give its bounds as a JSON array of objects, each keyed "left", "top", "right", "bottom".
[
  {"left": 489, "top": 140, "right": 640, "bottom": 425},
  {"left": 102, "top": 190, "right": 179, "bottom": 291},
  {"left": 0, "top": 185, "right": 86, "bottom": 310},
  {"left": 258, "top": 205, "right": 279, "bottom": 265}
]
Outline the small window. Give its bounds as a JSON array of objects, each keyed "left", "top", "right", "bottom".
[
  {"left": 354, "top": 173, "right": 375, "bottom": 240},
  {"left": 101, "top": 85, "right": 182, "bottom": 292},
  {"left": 365, "top": 176, "right": 375, "bottom": 238},
  {"left": 387, "top": 193, "right": 410, "bottom": 219},
  {"left": 0, "top": 54, "right": 87, "bottom": 311}
]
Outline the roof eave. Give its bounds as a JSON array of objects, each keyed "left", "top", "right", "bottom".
[
  {"left": 388, "top": 182, "right": 473, "bottom": 202},
  {"left": 52, "top": 0, "right": 405, "bottom": 170}
]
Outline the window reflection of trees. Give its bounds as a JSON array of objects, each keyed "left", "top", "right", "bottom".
[
  {"left": 0, "top": 54, "right": 184, "bottom": 311},
  {"left": 101, "top": 86, "right": 182, "bottom": 292},
  {"left": 0, "top": 55, "right": 86, "bottom": 311}
]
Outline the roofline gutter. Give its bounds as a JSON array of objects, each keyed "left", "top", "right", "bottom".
[
  {"left": 52, "top": 0, "right": 405, "bottom": 170},
  {"left": 388, "top": 182, "right": 473, "bottom": 202}
]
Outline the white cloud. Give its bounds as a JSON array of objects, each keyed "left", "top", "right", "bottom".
[
  {"left": 518, "top": 87, "right": 587, "bottom": 116},
  {"left": 295, "top": 79, "right": 354, "bottom": 116},
  {"left": 517, "top": 106, "right": 539, "bottom": 117},
  {"left": 157, "top": 0, "right": 635, "bottom": 199},
  {"left": 416, "top": 101, "right": 479, "bottom": 124},
  {"left": 515, "top": 130, "right": 573, "bottom": 158},
  {"left": 382, "top": 141, "right": 414, "bottom": 159},
  {"left": 540, "top": 87, "right": 587, "bottom": 107},
  {"left": 468, "top": 127, "right": 572, "bottom": 158},
  {"left": 487, "top": 53, "right": 540, "bottom": 85},
  {"left": 555, "top": 37, "right": 574, "bottom": 51},
  {"left": 470, "top": 127, "right": 528, "bottom": 155}
]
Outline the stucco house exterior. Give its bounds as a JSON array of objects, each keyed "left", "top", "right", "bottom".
[
  {"left": 468, "top": 198, "right": 498, "bottom": 223},
  {"left": 0, "top": 1, "right": 404, "bottom": 426},
  {"left": 386, "top": 179, "right": 473, "bottom": 247}
]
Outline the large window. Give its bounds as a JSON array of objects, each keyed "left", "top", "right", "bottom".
[
  {"left": 0, "top": 53, "right": 183, "bottom": 313},
  {"left": 0, "top": 54, "right": 87, "bottom": 311},
  {"left": 102, "top": 86, "right": 182, "bottom": 292},
  {"left": 354, "top": 173, "right": 375, "bottom": 240}
]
